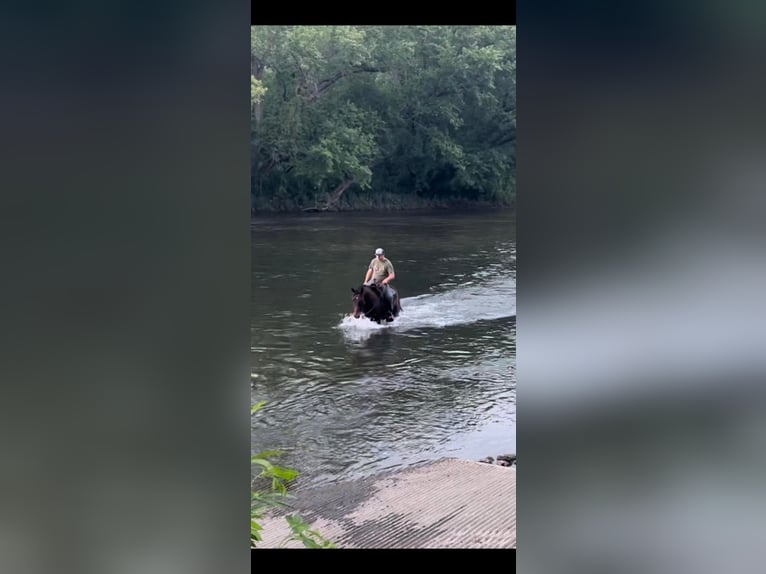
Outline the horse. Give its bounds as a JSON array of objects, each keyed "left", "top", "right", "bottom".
[{"left": 351, "top": 283, "right": 402, "bottom": 324}]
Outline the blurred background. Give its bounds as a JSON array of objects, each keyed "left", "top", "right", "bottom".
[
  {"left": 0, "top": 2, "right": 250, "bottom": 573},
  {"left": 519, "top": 1, "right": 766, "bottom": 572}
]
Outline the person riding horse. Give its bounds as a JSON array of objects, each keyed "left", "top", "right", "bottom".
[
  {"left": 351, "top": 283, "right": 401, "bottom": 323},
  {"left": 364, "top": 247, "right": 396, "bottom": 321}
]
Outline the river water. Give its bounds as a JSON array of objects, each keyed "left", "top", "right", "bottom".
[{"left": 251, "top": 209, "right": 515, "bottom": 490}]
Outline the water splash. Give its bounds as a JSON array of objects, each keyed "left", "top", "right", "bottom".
[
  {"left": 338, "top": 314, "right": 393, "bottom": 342},
  {"left": 338, "top": 277, "right": 516, "bottom": 342}
]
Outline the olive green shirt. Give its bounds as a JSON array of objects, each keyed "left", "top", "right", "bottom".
[{"left": 369, "top": 257, "right": 395, "bottom": 283}]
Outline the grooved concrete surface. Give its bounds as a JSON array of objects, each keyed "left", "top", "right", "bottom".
[{"left": 255, "top": 458, "right": 516, "bottom": 549}]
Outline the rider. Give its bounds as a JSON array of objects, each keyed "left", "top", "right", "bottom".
[{"left": 364, "top": 247, "right": 396, "bottom": 318}]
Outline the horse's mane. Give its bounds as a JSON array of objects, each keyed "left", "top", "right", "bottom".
[{"left": 353, "top": 283, "right": 380, "bottom": 297}]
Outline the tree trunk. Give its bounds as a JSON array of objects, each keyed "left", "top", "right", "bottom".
[
  {"left": 255, "top": 101, "right": 263, "bottom": 127},
  {"left": 325, "top": 178, "right": 354, "bottom": 210}
]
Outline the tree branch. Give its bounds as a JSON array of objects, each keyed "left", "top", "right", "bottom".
[{"left": 310, "top": 66, "right": 383, "bottom": 101}]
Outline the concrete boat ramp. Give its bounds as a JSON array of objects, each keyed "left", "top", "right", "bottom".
[{"left": 255, "top": 458, "right": 516, "bottom": 549}]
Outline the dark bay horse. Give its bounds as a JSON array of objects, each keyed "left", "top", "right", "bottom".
[{"left": 351, "top": 283, "right": 402, "bottom": 324}]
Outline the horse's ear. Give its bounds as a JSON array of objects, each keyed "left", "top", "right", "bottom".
[{"left": 351, "top": 287, "right": 359, "bottom": 294}]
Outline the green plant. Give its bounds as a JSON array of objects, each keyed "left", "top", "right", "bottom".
[
  {"left": 282, "top": 515, "right": 336, "bottom": 549},
  {"left": 251, "top": 401, "right": 336, "bottom": 548}
]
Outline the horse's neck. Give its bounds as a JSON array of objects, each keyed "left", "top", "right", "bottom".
[{"left": 362, "top": 286, "right": 383, "bottom": 311}]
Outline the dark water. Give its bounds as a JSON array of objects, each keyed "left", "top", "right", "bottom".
[{"left": 251, "top": 210, "right": 516, "bottom": 490}]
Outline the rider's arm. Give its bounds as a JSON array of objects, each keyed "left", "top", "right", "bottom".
[
  {"left": 382, "top": 271, "right": 395, "bottom": 285},
  {"left": 364, "top": 268, "right": 373, "bottom": 283}
]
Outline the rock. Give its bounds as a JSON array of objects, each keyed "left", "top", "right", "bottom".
[
  {"left": 497, "top": 460, "right": 511, "bottom": 467},
  {"left": 496, "top": 454, "right": 516, "bottom": 464},
  {"left": 479, "top": 456, "right": 494, "bottom": 464}
]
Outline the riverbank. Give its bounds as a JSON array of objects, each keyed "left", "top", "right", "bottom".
[
  {"left": 255, "top": 458, "right": 516, "bottom": 549},
  {"left": 251, "top": 194, "right": 514, "bottom": 214},
  {"left": 251, "top": 205, "right": 515, "bottom": 222}
]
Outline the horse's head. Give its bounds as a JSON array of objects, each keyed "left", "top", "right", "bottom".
[
  {"left": 351, "top": 286, "right": 366, "bottom": 318},
  {"left": 351, "top": 284, "right": 379, "bottom": 319}
]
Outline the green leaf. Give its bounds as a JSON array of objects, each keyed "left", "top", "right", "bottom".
[
  {"left": 251, "top": 401, "right": 267, "bottom": 415},
  {"left": 251, "top": 518, "right": 263, "bottom": 544},
  {"left": 251, "top": 457, "right": 273, "bottom": 470},
  {"left": 300, "top": 536, "right": 322, "bottom": 549},
  {"left": 285, "top": 514, "right": 336, "bottom": 548},
  {"left": 252, "top": 449, "right": 282, "bottom": 459},
  {"left": 270, "top": 466, "right": 299, "bottom": 481}
]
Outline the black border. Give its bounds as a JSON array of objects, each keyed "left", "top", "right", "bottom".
[
  {"left": 251, "top": 547, "right": 517, "bottom": 564},
  {"left": 251, "top": 4, "right": 516, "bottom": 25}
]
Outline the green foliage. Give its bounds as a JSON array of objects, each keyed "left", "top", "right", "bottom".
[
  {"left": 251, "top": 400, "right": 267, "bottom": 415},
  {"left": 251, "top": 401, "right": 335, "bottom": 548},
  {"left": 251, "top": 76, "right": 267, "bottom": 105},
  {"left": 284, "top": 515, "right": 336, "bottom": 549},
  {"left": 300, "top": 102, "right": 380, "bottom": 191},
  {"left": 251, "top": 455, "right": 299, "bottom": 493},
  {"left": 251, "top": 25, "right": 515, "bottom": 211}
]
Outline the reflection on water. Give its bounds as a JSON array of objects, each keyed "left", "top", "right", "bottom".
[{"left": 251, "top": 210, "right": 515, "bottom": 490}]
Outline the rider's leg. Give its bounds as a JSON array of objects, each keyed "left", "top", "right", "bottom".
[{"left": 384, "top": 285, "right": 395, "bottom": 318}]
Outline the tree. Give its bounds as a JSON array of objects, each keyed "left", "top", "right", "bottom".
[{"left": 250, "top": 25, "right": 516, "bottom": 211}]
